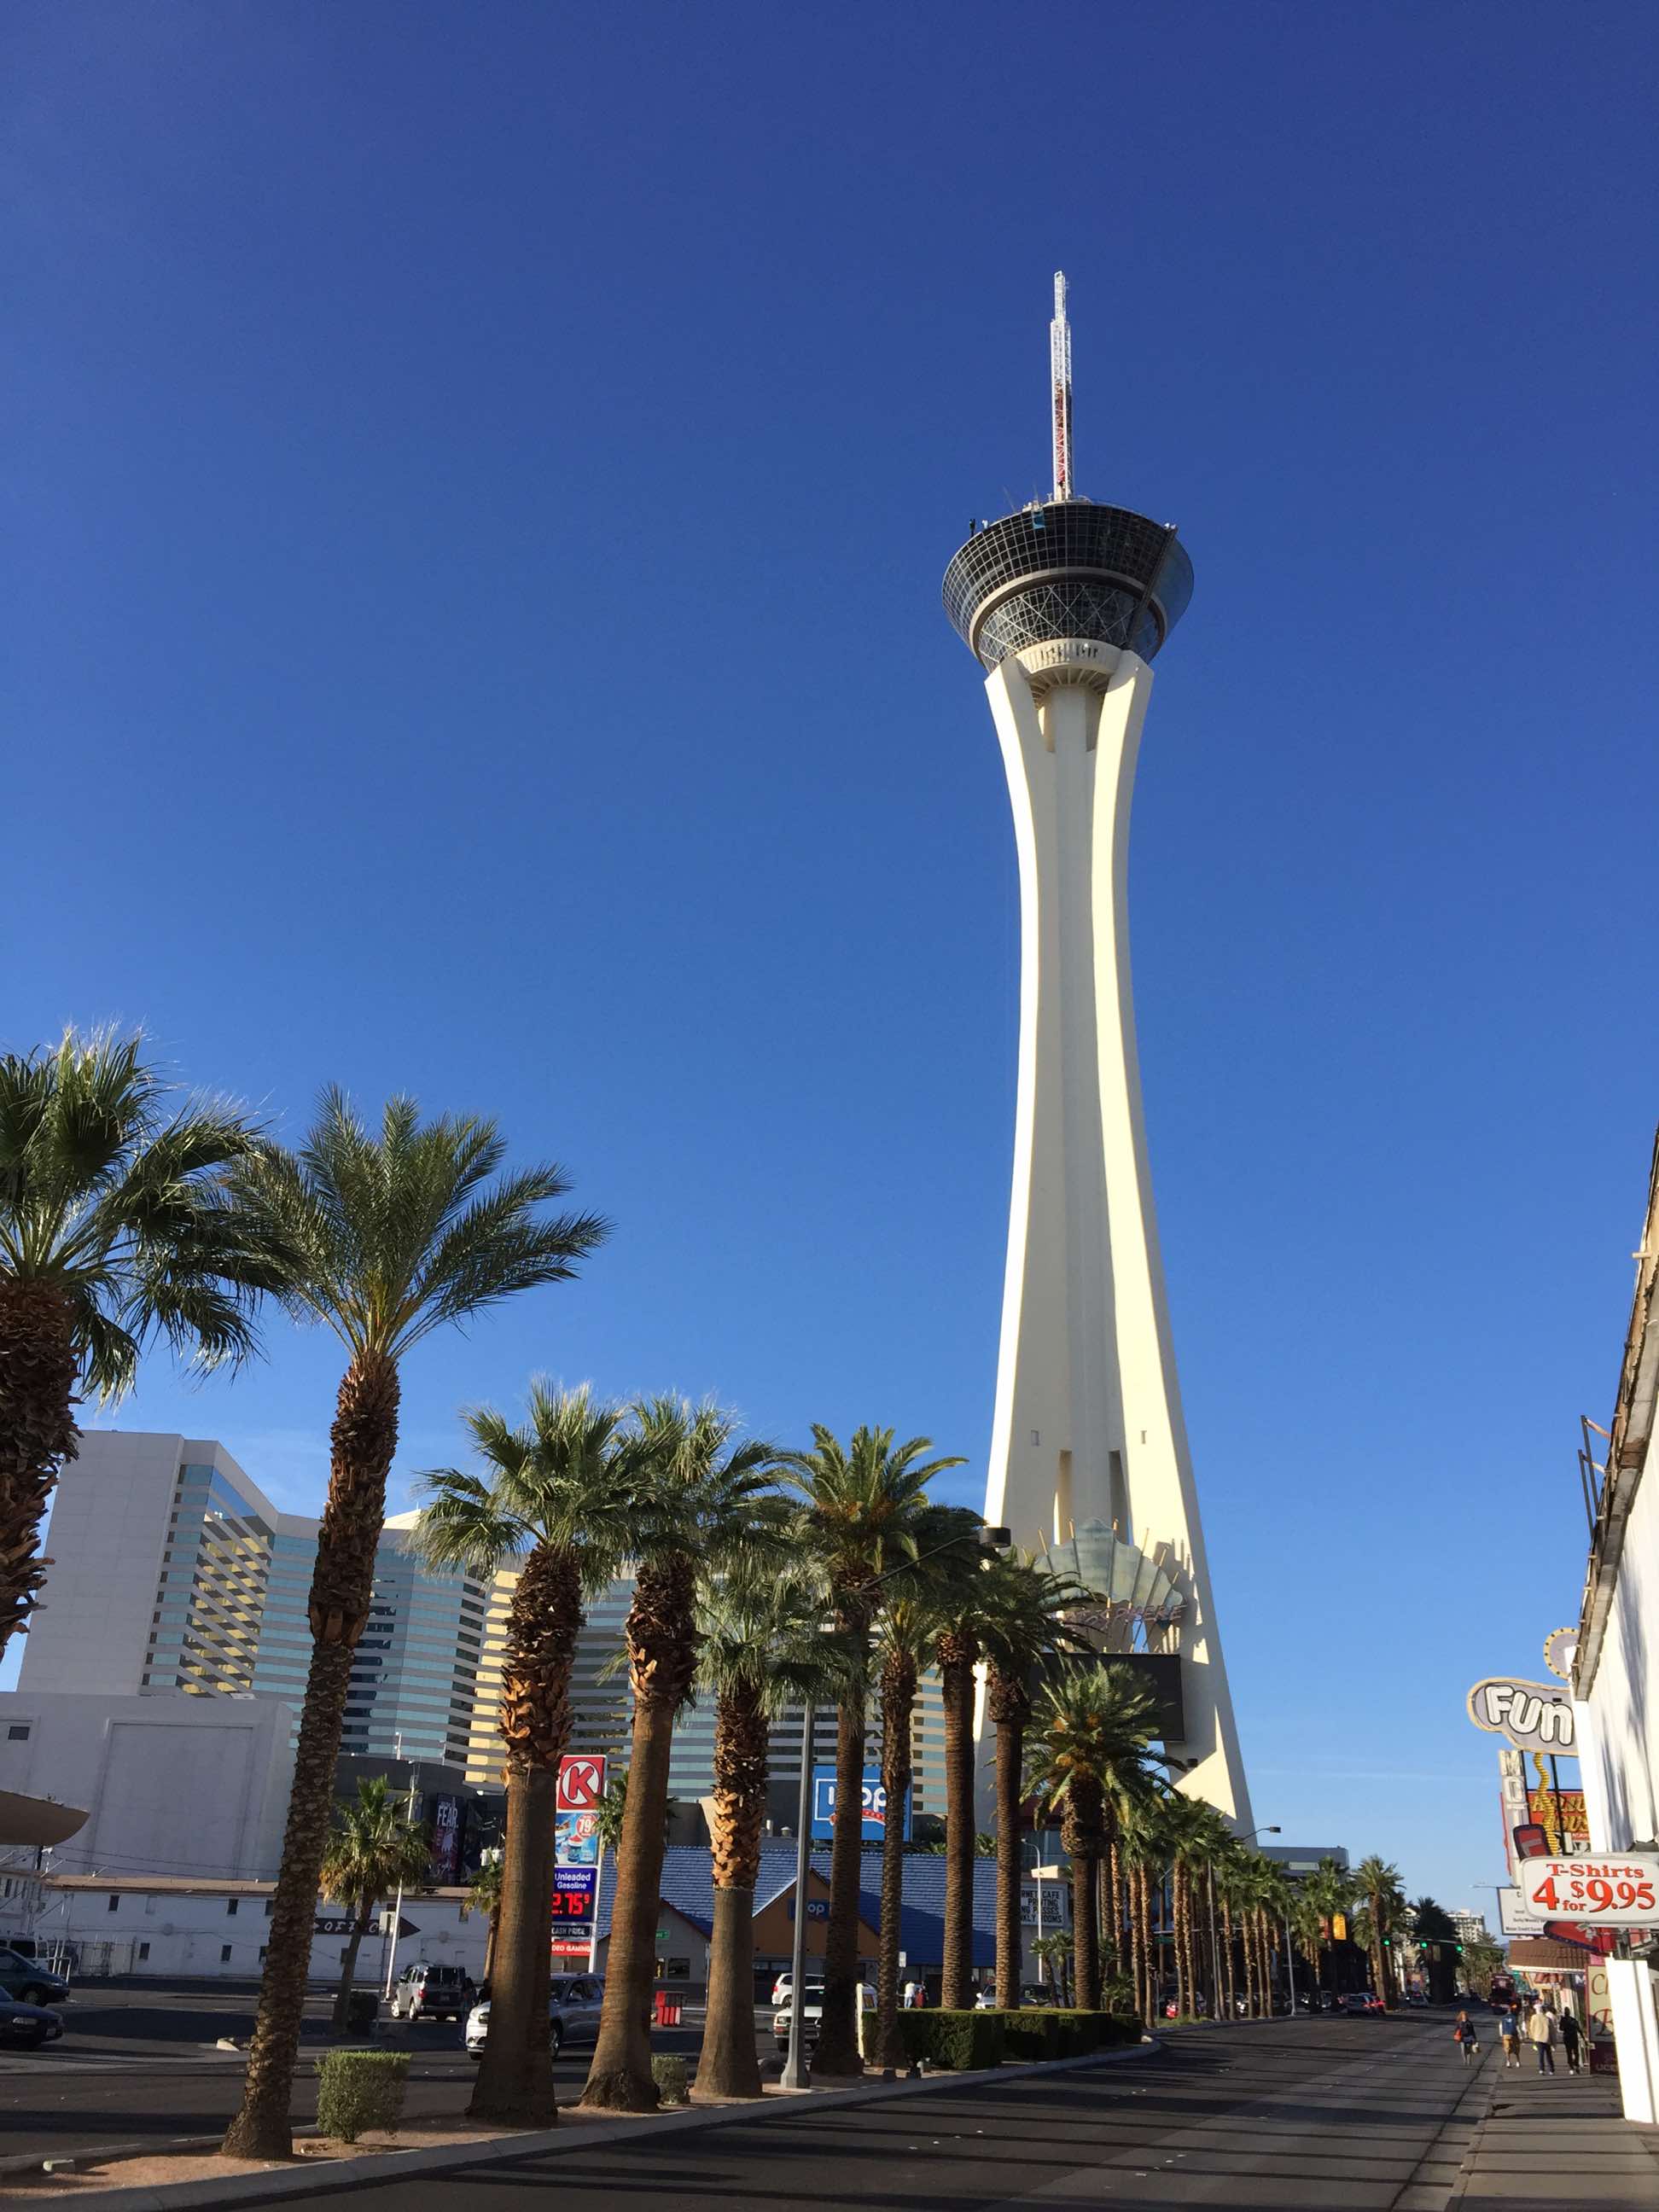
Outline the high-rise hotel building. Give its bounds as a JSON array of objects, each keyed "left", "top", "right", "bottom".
[{"left": 32, "top": 1432, "right": 950, "bottom": 1820}]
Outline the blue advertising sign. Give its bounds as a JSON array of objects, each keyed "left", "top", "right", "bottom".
[
  {"left": 810, "top": 1767, "right": 913, "bottom": 1842},
  {"left": 550, "top": 1865, "right": 597, "bottom": 1920}
]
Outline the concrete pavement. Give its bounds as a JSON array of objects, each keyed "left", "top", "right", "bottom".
[{"left": 1452, "top": 2064, "right": 1659, "bottom": 2205}]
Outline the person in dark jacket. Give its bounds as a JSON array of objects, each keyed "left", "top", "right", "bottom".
[{"left": 1558, "top": 2010, "right": 1583, "bottom": 2074}]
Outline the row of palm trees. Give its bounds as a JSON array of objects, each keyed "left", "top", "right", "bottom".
[{"left": 0, "top": 1030, "right": 1412, "bottom": 2161}]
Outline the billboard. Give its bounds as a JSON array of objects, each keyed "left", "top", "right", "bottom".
[
  {"left": 550, "top": 1866, "right": 597, "bottom": 1921},
  {"left": 427, "top": 1793, "right": 463, "bottom": 1884},
  {"left": 1467, "top": 1679, "right": 1575, "bottom": 1755},
  {"left": 1525, "top": 1786, "right": 1589, "bottom": 1854},
  {"left": 1519, "top": 1853, "right": 1659, "bottom": 1928},
  {"left": 810, "top": 1767, "right": 912, "bottom": 1842},
  {"left": 556, "top": 1753, "right": 607, "bottom": 1868}
]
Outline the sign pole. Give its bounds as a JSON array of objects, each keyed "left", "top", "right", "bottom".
[
  {"left": 382, "top": 1764, "right": 421, "bottom": 2001},
  {"left": 586, "top": 1831, "right": 606, "bottom": 1975},
  {"left": 781, "top": 1699, "right": 816, "bottom": 2092}
]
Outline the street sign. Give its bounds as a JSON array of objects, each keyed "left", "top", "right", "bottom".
[
  {"left": 557, "top": 1755, "right": 607, "bottom": 1812},
  {"left": 1466, "top": 1678, "right": 1575, "bottom": 1755},
  {"left": 786, "top": 1899, "right": 830, "bottom": 1921},
  {"left": 1519, "top": 1854, "right": 1659, "bottom": 1927},
  {"left": 1497, "top": 1886, "right": 1545, "bottom": 1936},
  {"left": 375, "top": 1912, "right": 421, "bottom": 1939}
]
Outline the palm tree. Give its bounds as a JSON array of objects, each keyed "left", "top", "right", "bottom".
[
  {"left": 696, "top": 1564, "right": 833, "bottom": 2098},
  {"left": 410, "top": 1384, "right": 634, "bottom": 2127},
  {"left": 1030, "top": 1929, "right": 1074, "bottom": 2005},
  {"left": 220, "top": 1091, "right": 606, "bottom": 2159},
  {"left": 921, "top": 1505, "right": 1001, "bottom": 2013},
  {"left": 783, "top": 1427, "right": 962, "bottom": 2077},
  {"left": 581, "top": 1398, "right": 782, "bottom": 2112},
  {"left": 317, "top": 1778, "right": 432, "bottom": 2031},
  {"left": 1301, "top": 1854, "right": 1352, "bottom": 1999},
  {"left": 1354, "top": 1854, "right": 1406, "bottom": 2010},
  {"left": 461, "top": 1854, "right": 504, "bottom": 1984},
  {"left": 870, "top": 1592, "right": 932, "bottom": 2067},
  {"left": 977, "top": 1556, "right": 1089, "bottom": 2008},
  {"left": 1024, "top": 1665, "right": 1162, "bottom": 2011},
  {"left": 1161, "top": 1796, "right": 1230, "bottom": 2017},
  {"left": 0, "top": 1029, "right": 286, "bottom": 1653}
]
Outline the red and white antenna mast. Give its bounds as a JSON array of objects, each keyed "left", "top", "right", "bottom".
[{"left": 1050, "top": 271, "right": 1074, "bottom": 500}]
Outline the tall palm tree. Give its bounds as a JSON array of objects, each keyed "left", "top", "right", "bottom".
[
  {"left": 870, "top": 1592, "right": 933, "bottom": 2068},
  {"left": 220, "top": 1092, "right": 606, "bottom": 2160},
  {"left": 783, "top": 1427, "right": 962, "bottom": 2078},
  {"left": 1301, "top": 1854, "right": 1352, "bottom": 2000},
  {"left": 977, "top": 1557, "right": 1090, "bottom": 2008},
  {"left": 923, "top": 1505, "right": 1000, "bottom": 2012},
  {"left": 1161, "top": 1796, "right": 1230, "bottom": 2017},
  {"left": 582, "top": 1398, "right": 782, "bottom": 2112},
  {"left": 317, "top": 1778, "right": 432, "bottom": 2031},
  {"left": 1354, "top": 1854, "right": 1406, "bottom": 2011},
  {"left": 0, "top": 1029, "right": 286, "bottom": 1653},
  {"left": 1024, "top": 1665, "right": 1162, "bottom": 2011},
  {"left": 410, "top": 1384, "right": 634, "bottom": 2127},
  {"left": 695, "top": 1564, "right": 833, "bottom": 2098}
]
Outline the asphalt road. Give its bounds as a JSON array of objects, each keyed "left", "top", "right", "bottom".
[
  {"left": 0, "top": 1983, "right": 711, "bottom": 2165},
  {"left": 308, "top": 2014, "right": 1488, "bottom": 2212}
]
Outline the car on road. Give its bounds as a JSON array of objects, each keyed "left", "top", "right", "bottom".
[
  {"left": 0, "top": 1997, "right": 62, "bottom": 2051},
  {"left": 0, "top": 1949, "right": 71, "bottom": 2009},
  {"left": 1340, "top": 1992, "right": 1385, "bottom": 2016},
  {"left": 772, "top": 1982, "right": 875, "bottom": 2054},
  {"left": 464, "top": 1973, "right": 606, "bottom": 2058},
  {"left": 388, "top": 1962, "right": 475, "bottom": 2022}
]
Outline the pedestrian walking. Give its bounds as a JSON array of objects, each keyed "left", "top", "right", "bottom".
[
  {"left": 1499, "top": 2005, "right": 1522, "bottom": 2069},
  {"left": 1453, "top": 2010, "right": 1481, "bottom": 2066},
  {"left": 1528, "top": 2005, "right": 1558, "bottom": 2075},
  {"left": 1558, "top": 2010, "right": 1583, "bottom": 2075}
]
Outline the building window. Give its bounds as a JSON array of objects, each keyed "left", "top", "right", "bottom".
[
  {"left": 107, "top": 1895, "right": 120, "bottom": 1913},
  {"left": 220, "top": 1944, "right": 233, "bottom": 1963},
  {"left": 5, "top": 1725, "right": 28, "bottom": 1741},
  {"left": 226, "top": 1898, "right": 239, "bottom": 1916},
  {"left": 137, "top": 1942, "right": 150, "bottom": 1962}
]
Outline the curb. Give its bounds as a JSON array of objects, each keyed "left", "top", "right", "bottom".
[{"left": 8, "top": 2039, "right": 1160, "bottom": 2212}]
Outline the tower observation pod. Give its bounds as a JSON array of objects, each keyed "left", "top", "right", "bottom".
[{"left": 945, "top": 275, "right": 1251, "bottom": 1825}]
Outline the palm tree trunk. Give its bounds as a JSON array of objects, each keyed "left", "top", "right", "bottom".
[
  {"left": 938, "top": 1647, "right": 975, "bottom": 2011},
  {"left": 699, "top": 1679, "right": 768, "bottom": 2101},
  {"left": 1107, "top": 1831, "right": 1124, "bottom": 1986},
  {"left": 330, "top": 1897, "right": 375, "bottom": 2032},
  {"left": 483, "top": 1906, "right": 500, "bottom": 1985},
  {"left": 584, "top": 1690, "right": 678, "bottom": 2107},
  {"left": 0, "top": 1279, "right": 79, "bottom": 1656},
  {"left": 876, "top": 1656, "right": 917, "bottom": 2069},
  {"left": 992, "top": 1711, "right": 1023, "bottom": 2011},
  {"left": 1220, "top": 1899, "right": 1235, "bottom": 2017},
  {"left": 1068, "top": 1815, "right": 1099, "bottom": 2012},
  {"left": 470, "top": 1765, "right": 556, "bottom": 2124},
  {"left": 1173, "top": 1871, "right": 1188, "bottom": 2017},
  {"left": 814, "top": 1695, "right": 870, "bottom": 2077},
  {"left": 224, "top": 1353, "right": 399, "bottom": 2161}
]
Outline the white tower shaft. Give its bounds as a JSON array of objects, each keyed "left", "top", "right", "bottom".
[
  {"left": 982, "top": 645, "right": 1251, "bottom": 1824},
  {"left": 1050, "top": 271, "right": 1074, "bottom": 500}
]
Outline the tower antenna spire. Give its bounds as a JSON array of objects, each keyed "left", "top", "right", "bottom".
[{"left": 1050, "top": 271, "right": 1074, "bottom": 500}]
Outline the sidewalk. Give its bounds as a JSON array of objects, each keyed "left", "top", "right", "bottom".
[{"left": 1452, "top": 2063, "right": 1659, "bottom": 2204}]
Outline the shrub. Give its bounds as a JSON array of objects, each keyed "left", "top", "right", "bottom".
[
  {"left": 316, "top": 2050, "right": 410, "bottom": 2144},
  {"left": 895, "top": 2011, "right": 1005, "bottom": 2071},
  {"left": 1046, "top": 2010, "right": 1142, "bottom": 2057},
  {"left": 1000, "top": 2010, "right": 1062, "bottom": 2063},
  {"left": 651, "top": 2053, "right": 689, "bottom": 2106}
]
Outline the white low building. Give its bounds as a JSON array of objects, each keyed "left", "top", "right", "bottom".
[
  {"left": 31, "top": 1875, "right": 486, "bottom": 1988},
  {"left": 0, "top": 1691, "right": 295, "bottom": 1890},
  {"left": 1573, "top": 1126, "right": 1659, "bottom": 2123}
]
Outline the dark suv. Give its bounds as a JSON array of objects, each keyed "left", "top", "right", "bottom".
[{"left": 388, "top": 1962, "right": 474, "bottom": 2022}]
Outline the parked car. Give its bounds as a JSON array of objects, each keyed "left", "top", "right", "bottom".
[
  {"left": 388, "top": 1962, "right": 474, "bottom": 2022},
  {"left": 464, "top": 1973, "right": 606, "bottom": 2058},
  {"left": 0, "top": 1949, "right": 71, "bottom": 2009},
  {"left": 772, "top": 1982, "right": 875, "bottom": 2054},
  {"left": 770, "top": 1970, "right": 795, "bottom": 2007},
  {"left": 0, "top": 1997, "right": 61, "bottom": 2051},
  {"left": 1341, "top": 1991, "right": 1385, "bottom": 2016},
  {"left": 1020, "top": 1983, "right": 1062, "bottom": 2008}
]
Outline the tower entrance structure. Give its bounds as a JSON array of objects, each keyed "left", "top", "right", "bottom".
[{"left": 945, "top": 276, "right": 1250, "bottom": 1823}]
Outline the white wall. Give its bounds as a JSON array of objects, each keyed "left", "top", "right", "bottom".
[
  {"left": 0, "top": 1691, "right": 294, "bottom": 1882},
  {"left": 32, "top": 1883, "right": 487, "bottom": 1987},
  {"left": 1576, "top": 1445, "right": 1659, "bottom": 2122}
]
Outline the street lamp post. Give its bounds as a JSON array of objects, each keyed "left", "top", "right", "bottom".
[{"left": 779, "top": 1522, "right": 1010, "bottom": 2091}]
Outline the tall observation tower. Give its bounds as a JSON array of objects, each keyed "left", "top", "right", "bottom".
[{"left": 946, "top": 276, "right": 1250, "bottom": 1824}]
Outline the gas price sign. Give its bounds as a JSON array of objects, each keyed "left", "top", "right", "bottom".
[{"left": 1519, "top": 1854, "right": 1659, "bottom": 1926}]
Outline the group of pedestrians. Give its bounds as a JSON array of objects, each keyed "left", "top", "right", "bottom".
[{"left": 1456, "top": 1999, "right": 1583, "bottom": 2075}]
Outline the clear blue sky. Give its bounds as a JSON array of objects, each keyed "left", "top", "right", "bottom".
[{"left": 7, "top": 2, "right": 1656, "bottom": 1913}]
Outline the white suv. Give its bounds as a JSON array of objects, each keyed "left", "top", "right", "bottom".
[{"left": 465, "top": 1973, "right": 607, "bottom": 2058}]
